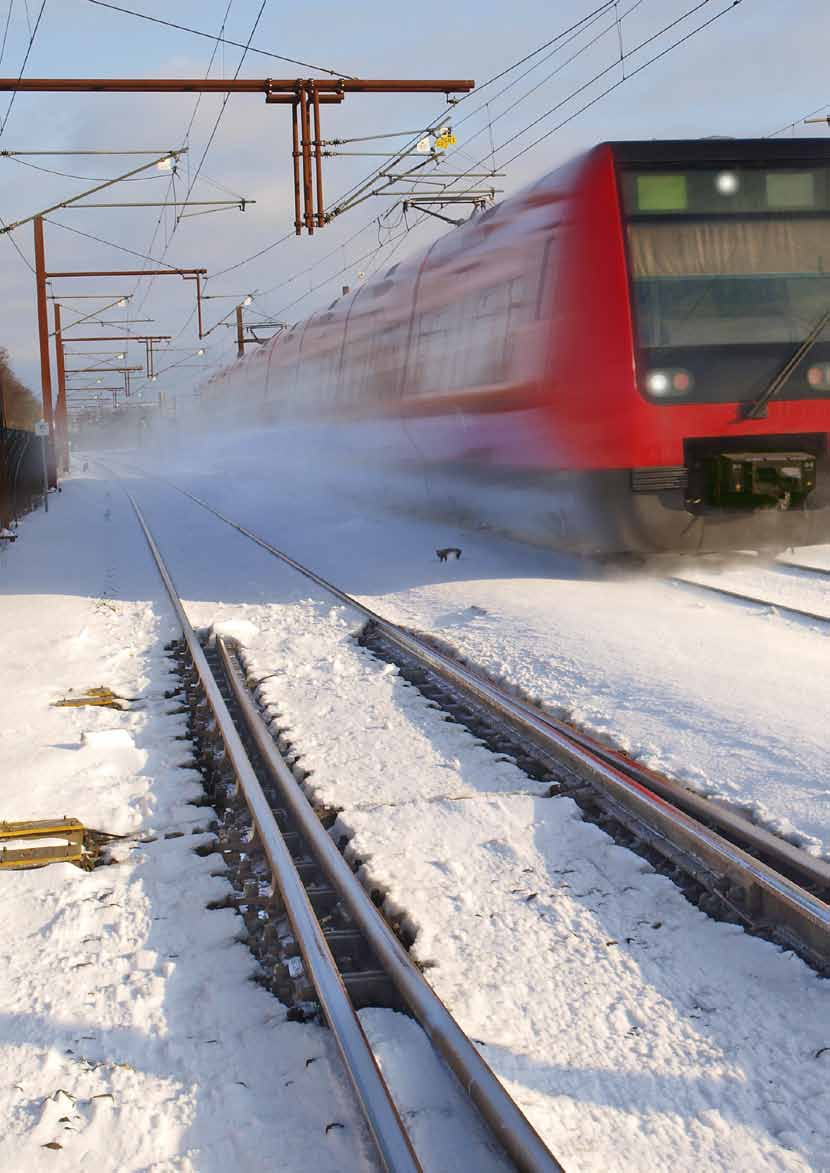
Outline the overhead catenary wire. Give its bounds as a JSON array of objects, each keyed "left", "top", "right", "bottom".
[
  {"left": 324, "top": 2, "right": 624, "bottom": 221},
  {"left": 211, "top": 0, "right": 647, "bottom": 328},
  {"left": 86, "top": 0, "right": 355, "bottom": 79},
  {"left": 108, "top": 0, "right": 741, "bottom": 371},
  {"left": 330, "top": 0, "right": 651, "bottom": 221},
  {"left": 176, "top": 1, "right": 269, "bottom": 223},
  {"left": 133, "top": 0, "right": 269, "bottom": 329},
  {"left": 487, "top": 0, "right": 744, "bottom": 172},
  {"left": 767, "top": 99, "right": 830, "bottom": 139},
  {"left": 0, "top": 0, "right": 14, "bottom": 65},
  {"left": 45, "top": 216, "right": 197, "bottom": 271},
  {"left": 0, "top": 210, "right": 33, "bottom": 271},
  {"left": 180, "top": 2, "right": 642, "bottom": 339},
  {"left": 129, "top": 3, "right": 235, "bottom": 315},
  {"left": 3, "top": 154, "right": 169, "bottom": 180},
  {"left": 246, "top": 5, "right": 656, "bottom": 307},
  {"left": 252, "top": 0, "right": 743, "bottom": 327},
  {"left": 336, "top": 0, "right": 741, "bottom": 226},
  {"left": 202, "top": 6, "right": 625, "bottom": 290},
  {"left": 0, "top": 0, "right": 46, "bottom": 138}
]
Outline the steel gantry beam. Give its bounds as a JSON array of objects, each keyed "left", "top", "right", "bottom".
[{"left": 0, "top": 77, "right": 475, "bottom": 234}]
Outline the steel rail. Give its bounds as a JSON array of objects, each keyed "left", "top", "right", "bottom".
[
  {"left": 153, "top": 480, "right": 830, "bottom": 968},
  {"left": 777, "top": 560, "right": 830, "bottom": 577},
  {"left": 128, "top": 493, "right": 421, "bottom": 1173},
  {"left": 670, "top": 574, "right": 830, "bottom": 625},
  {"left": 215, "top": 636, "right": 563, "bottom": 1173}
]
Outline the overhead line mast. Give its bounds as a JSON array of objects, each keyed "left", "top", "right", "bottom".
[{"left": 0, "top": 78, "right": 475, "bottom": 234}]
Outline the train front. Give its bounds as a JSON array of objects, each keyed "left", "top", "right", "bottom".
[{"left": 615, "top": 138, "right": 830, "bottom": 552}]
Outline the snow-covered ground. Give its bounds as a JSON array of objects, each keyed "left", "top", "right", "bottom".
[{"left": 3, "top": 437, "right": 830, "bottom": 1171}]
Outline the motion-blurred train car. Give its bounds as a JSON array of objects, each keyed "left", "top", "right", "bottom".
[{"left": 200, "top": 138, "right": 830, "bottom": 553}]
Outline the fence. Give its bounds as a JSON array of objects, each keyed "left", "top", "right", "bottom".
[{"left": 0, "top": 426, "right": 43, "bottom": 528}]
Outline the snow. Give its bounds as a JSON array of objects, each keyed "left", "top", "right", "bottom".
[{"left": 3, "top": 431, "right": 830, "bottom": 1170}]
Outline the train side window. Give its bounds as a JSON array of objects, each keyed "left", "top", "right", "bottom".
[{"left": 534, "top": 236, "right": 557, "bottom": 320}]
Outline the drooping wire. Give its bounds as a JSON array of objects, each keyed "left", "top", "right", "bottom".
[
  {"left": 767, "top": 100, "right": 830, "bottom": 139},
  {"left": 0, "top": 0, "right": 14, "bottom": 64},
  {"left": 328, "top": 4, "right": 621, "bottom": 217},
  {"left": 176, "top": 0, "right": 270, "bottom": 221},
  {"left": 45, "top": 217, "right": 191, "bottom": 270},
  {"left": 0, "top": 211, "right": 34, "bottom": 272},
  {"left": 207, "top": 230, "right": 296, "bottom": 281},
  {"left": 208, "top": 7, "right": 621, "bottom": 290},
  {"left": 254, "top": 0, "right": 743, "bottom": 325},
  {"left": 0, "top": 0, "right": 46, "bottom": 139},
  {"left": 331, "top": 0, "right": 648, "bottom": 222},
  {"left": 130, "top": 1, "right": 235, "bottom": 314},
  {"left": 497, "top": 0, "right": 743, "bottom": 169},
  {"left": 3, "top": 154, "right": 167, "bottom": 181},
  {"left": 86, "top": 0, "right": 354, "bottom": 79}
]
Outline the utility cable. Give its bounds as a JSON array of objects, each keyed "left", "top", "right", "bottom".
[
  {"left": 340, "top": 0, "right": 741, "bottom": 221},
  {"left": 131, "top": 1, "right": 235, "bottom": 314},
  {"left": 499, "top": 0, "right": 743, "bottom": 169},
  {"left": 167, "top": 7, "right": 638, "bottom": 310},
  {"left": 208, "top": 230, "right": 296, "bottom": 281},
  {"left": 767, "top": 99, "right": 830, "bottom": 139},
  {"left": 0, "top": 210, "right": 33, "bottom": 271},
  {"left": 255, "top": 0, "right": 743, "bottom": 324},
  {"left": 0, "top": 0, "right": 46, "bottom": 139},
  {"left": 4, "top": 154, "right": 166, "bottom": 181},
  {"left": 45, "top": 217, "right": 193, "bottom": 270},
  {"left": 176, "top": 1, "right": 269, "bottom": 220},
  {"left": 87, "top": 0, "right": 354, "bottom": 79},
  {"left": 327, "top": 3, "right": 622, "bottom": 219},
  {"left": 0, "top": 0, "right": 14, "bottom": 64}
]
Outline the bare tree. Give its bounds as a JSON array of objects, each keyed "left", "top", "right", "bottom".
[{"left": 0, "top": 349, "right": 39, "bottom": 430}]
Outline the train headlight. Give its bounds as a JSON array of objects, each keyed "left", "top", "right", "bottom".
[
  {"left": 716, "top": 171, "right": 739, "bottom": 196},
  {"left": 807, "top": 363, "right": 830, "bottom": 390},
  {"left": 645, "top": 368, "right": 693, "bottom": 397}
]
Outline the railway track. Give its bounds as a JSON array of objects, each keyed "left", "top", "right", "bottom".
[
  {"left": 130, "top": 494, "right": 563, "bottom": 1173},
  {"left": 124, "top": 472, "right": 830, "bottom": 984},
  {"left": 669, "top": 556, "right": 830, "bottom": 624}
]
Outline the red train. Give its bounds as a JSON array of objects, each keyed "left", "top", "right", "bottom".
[{"left": 203, "top": 138, "right": 830, "bottom": 553}]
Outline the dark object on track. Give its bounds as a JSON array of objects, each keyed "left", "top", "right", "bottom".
[{"left": 436, "top": 546, "right": 462, "bottom": 561}]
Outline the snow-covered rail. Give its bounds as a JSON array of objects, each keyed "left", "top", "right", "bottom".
[
  {"left": 669, "top": 561, "right": 830, "bottom": 624},
  {"left": 129, "top": 493, "right": 563, "bottom": 1173},
  {"left": 145, "top": 478, "right": 830, "bottom": 975}
]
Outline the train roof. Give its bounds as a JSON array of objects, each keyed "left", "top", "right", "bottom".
[{"left": 608, "top": 138, "right": 830, "bottom": 166}]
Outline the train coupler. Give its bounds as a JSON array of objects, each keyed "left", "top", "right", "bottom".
[{"left": 706, "top": 451, "right": 817, "bottom": 509}]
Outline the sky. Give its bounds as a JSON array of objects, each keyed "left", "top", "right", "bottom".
[{"left": 0, "top": 0, "right": 829, "bottom": 410}]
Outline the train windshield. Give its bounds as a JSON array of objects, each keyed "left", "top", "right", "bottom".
[{"left": 621, "top": 165, "right": 830, "bottom": 404}]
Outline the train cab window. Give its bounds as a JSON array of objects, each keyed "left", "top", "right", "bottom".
[
  {"left": 766, "top": 172, "right": 814, "bottom": 209},
  {"left": 636, "top": 174, "right": 688, "bottom": 212}
]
